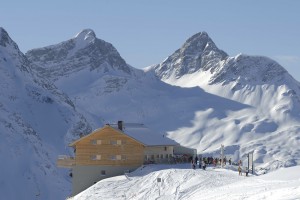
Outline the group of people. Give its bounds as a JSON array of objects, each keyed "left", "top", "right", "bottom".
[
  {"left": 190, "top": 156, "right": 233, "bottom": 170},
  {"left": 190, "top": 156, "right": 249, "bottom": 176},
  {"left": 191, "top": 156, "right": 206, "bottom": 170}
]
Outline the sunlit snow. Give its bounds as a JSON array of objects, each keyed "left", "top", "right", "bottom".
[{"left": 71, "top": 164, "right": 300, "bottom": 200}]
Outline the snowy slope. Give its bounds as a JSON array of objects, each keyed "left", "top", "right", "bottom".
[
  {"left": 0, "top": 27, "right": 92, "bottom": 200},
  {"left": 1, "top": 26, "right": 298, "bottom": 199},
  {"left": 148, "top": 32, "right": 300, "bottom": 171},
  {"left": 26, "top": 29, "right": 300, "bottom": 175},
  {"left": 71, "top": 164, "right": 300, "bottom": 200},
  {"left": 149, "top": 32, "right": 300, "bottom": 117}
]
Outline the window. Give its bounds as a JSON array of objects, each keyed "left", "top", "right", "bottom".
[
  {"left": 166, "top": 154, "right": 169, "bottom": 159},
  {"left": 110, "top": 155, "right": 116, "bottom": 160},
  {"left": 116, "top": 155, "right": 122, "bottom": 160},
  {"left": 111, "top": 140, "right": 126, "bottom": 145},
  {"left": 110, "top": 155, "right": 126, "bottom": 160},
  {"left": 91, "top": 155, "right": 101, "bottom": 160},
  {"left": 112, "top": 155, "right": 126, "bottom": 160},
  {"left": 91, "top": 140, "right": 96, "bottom": 145},
  {"left": 101, "top": 170, "right": 106, "bottom": 176},
  {"left": 164, "top": 146, "right": 167, "bottom": 151},
  {"left": 91, "top": 139, "right": 102, "bottom": 145},
  {"left": 110, "top": 140, "right": 117, "bottom": 145},
  {"left": 160, "top": 154, "right": 163, "bottom": 159},
  {"left": 156, "top": 154, "right": 159, "bottom": 159}
]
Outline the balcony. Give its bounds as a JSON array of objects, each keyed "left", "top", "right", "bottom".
[{"left": 57, "top": 155, "right": 75, "bottom": 168}]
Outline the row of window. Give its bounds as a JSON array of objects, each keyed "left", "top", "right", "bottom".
[
  {"left": 144, "top": 154, "right": 172, "bottom": 160},
  {"left": 90, "top": 139, "right": 126, "bottom": 145},
  {"left": 91, "top": 154, "right": 127, "bottom": 161},
  {"left": 91, "top": 154, "right": 173, "bottom": 161}
]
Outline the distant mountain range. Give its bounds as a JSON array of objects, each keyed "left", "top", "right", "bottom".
[{"left": 1, "top": 27, "right": 300, "bottom": 199}]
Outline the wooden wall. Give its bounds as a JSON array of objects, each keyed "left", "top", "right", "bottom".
[{"left": 74, "top": 126, "right": 144, "bottom": 166}]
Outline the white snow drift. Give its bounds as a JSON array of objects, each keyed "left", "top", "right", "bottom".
[{"left": 71, "top": 164, "right": 300, "bottom": 200}]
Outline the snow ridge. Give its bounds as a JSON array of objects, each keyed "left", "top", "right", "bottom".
[{"left": 0, "top": 27, "right": 92, "bottom": 200}]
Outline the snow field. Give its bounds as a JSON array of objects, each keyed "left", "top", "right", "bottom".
[{"left": 71, "top": 164, "right": 300, "bottom": 200}]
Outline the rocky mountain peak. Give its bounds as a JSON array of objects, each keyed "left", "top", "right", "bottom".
[
  {"left": 26, "top": 29, "right": 133, "bottom": 82},
  {"left": 0, "top": 27, "right": 20, "bottom": 51},
  {"left": 178, "top": 32, "right": 225, "bottom": 57},
  {"left": 0, "top": 27, "right": 10, "bottom": 47},
  {"left": 74, "top": 29, "right": 96, "bottom": 44},
  {"left": 0, "top": 27, "right": 31, "bottom": 73},
  {"left": 182, "top": 32, "right": 214, "bottom": 52},
  {"left": 75, "top": 29, "right": 96, "bottom": 39},
  {"left": 151, "top": 31, "right": 228, "bottom": 80}
]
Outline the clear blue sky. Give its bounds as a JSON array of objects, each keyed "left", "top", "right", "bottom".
[{"left": 1, "top": 0, "right": 300, "bottom": 81}]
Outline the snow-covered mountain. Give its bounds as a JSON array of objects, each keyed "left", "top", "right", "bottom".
[
  {"left": 26, "top": 29, "right": 133, "bottom": 83},
  {"left": 25, "top": 29, "right": 250, "bottom": 131},
  {"left": 148, "top": 32, "right": 300, "bottom": 170},
  {"left": 147, "top": 32, "right": 228, "bottom": 79},
  {"left": 149, "top": 32, "right": 300, "bottom": 120},
  {"left": 27, "top": 29, "right": 300, "bottom": 174},
  {"left": 3, "top": 27, "right": 299, "bottom": 199},
  {"left": 0, "top": 27, "right": 92, "bottom": 200}
]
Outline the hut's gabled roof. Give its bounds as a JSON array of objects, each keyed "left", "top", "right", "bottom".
[
  {"left": 113, "top": 123, "right": 178, "bottom": 146},
  {"left": 69, "top": 123, "right": 178, "bottom": 147}
]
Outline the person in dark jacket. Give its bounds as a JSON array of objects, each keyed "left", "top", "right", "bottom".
[
  {"left": 191, "top": 159, "right": 196, "bottom": 169},
  {"left": 199, "top": 158, "right": 202, "bottom": 169}
]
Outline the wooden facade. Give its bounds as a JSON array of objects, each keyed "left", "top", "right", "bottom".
[{"left": 70, "top": 125, "right": 144, "bottom": 167}]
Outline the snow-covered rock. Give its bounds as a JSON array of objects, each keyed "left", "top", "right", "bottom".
[
  {"left": 149, "top": 32, "right": 228, "bottom": 80},
  {"left": 0, "top": 27, "right": 92, "bottom": 200},
  {"left": 26, "top": 29, "right": 133, "bottom": 83}
]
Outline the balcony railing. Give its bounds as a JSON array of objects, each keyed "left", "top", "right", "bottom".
[{"left": 57, "top": 155, "right": 75, "bottom": 168}]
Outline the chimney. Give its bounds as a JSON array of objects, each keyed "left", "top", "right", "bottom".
[{"left": 118, "top": 121, "right": 123, "bottom": 131}]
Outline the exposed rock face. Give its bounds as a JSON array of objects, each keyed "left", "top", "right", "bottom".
[
  {"left": 26, "top": 29, "right": 133, "bottom": 82},
  {"left": 152, "top": 32, "right": 228, "bottom": 80}
]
